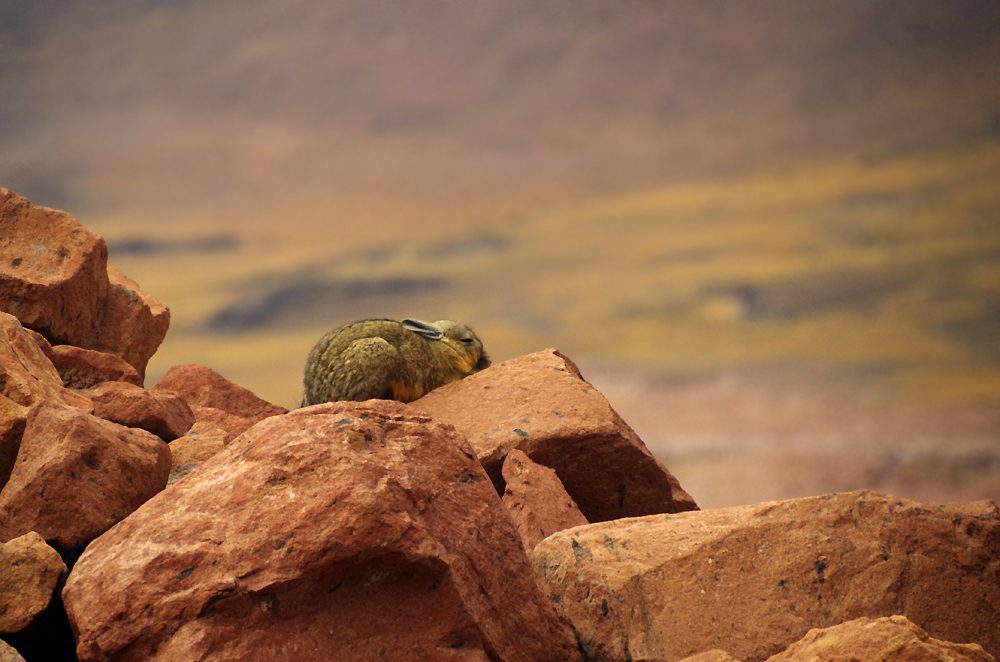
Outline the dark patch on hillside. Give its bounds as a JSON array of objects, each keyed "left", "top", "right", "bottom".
[
  {"left": 206, "top": 276, "right": 449, "bottom": 332},
  {"left": 108, "top": 234, "right": 240, "bottom": 257},
  {"left": 708, "top": 268, "right": 915, "bottom": 321}
]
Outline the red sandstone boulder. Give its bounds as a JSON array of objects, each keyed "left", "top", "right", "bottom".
[
  {"left": 166, "top": 421, "right": 228, "bottom": 485},
  {"left": 0, "top": 188, "right": 169, "bottom": 380},
  {"left": 767, "top": 615, "right": 993, "bottom": 662},
  {"left": 501, "top": 449, "right": 589, "bottom": 550},
  {"left": 0, "top": 312, "right": 93, "bottom": 489},
  {"left": 0, "top": 532, "right": 67, "bottom": 636},
  {"left": 85, "top": 381, "right": 195, "bottom": 441},
  {"left": 0, "top": 401, "right": 171, "bottom": 554},
  {"left": 0, "top": 312, "right": 92, "bottom": 412},
  {"left": 50, "top": 345, "right": 143, "bottom": 389},
  {"left": 531, "top": 490, "right": 1000, "bottom": 662},
  {"left": 63, "top": 401, "right": 583, "bottom": 662},
  {"left": 152, "top": 363, "right": 288, "bottom": 440},
  {"left": 412, "top": 349, "right": 697, "bottom": 522}
]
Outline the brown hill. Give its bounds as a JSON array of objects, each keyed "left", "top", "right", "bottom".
[{"left": 1, "top": 1, "right": 998, "bottom": 507}]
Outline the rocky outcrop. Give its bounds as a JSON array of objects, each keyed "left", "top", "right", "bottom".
[
  {"left": 412, "top": 349, "right": 698, "bottom": 522},
  {"left": 0, "top": 188, "right": 169, "bottom": 380},
  {"left": 501, "top": 449, "right": 588, "bottom": 550},
  {"left": 63, "top": 401, "right": 582, "bottom": 662},
  {"left": 531, "top": 490, "right": 1000, "bottom": 662},
  {"left": 0, "top": 401, "right": 171, "bottom": 555}
]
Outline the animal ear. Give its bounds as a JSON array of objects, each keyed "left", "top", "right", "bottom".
[{"left": 401, "top": 319, "right": 445, "bottom": 340}]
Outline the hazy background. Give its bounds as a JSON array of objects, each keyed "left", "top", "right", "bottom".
[{"left": 2, "top": 0, "right": 998, "bottom": 508}]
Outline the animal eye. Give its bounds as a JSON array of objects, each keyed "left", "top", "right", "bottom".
[{"left": 460, "top": 337, "right": 474, "bottom": 345}]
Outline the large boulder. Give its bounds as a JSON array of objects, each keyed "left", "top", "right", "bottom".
[
  {"left": 412, "top": 349, "right": 697, "bottom": 522},
  {"left": 531, "top": 490, "right": 1000, "bottom": 662},
  {"left": 0, "top": 401, "right": 171, "bottom": 555},
  {"left": 63, "top": 400, "right": 583, "bottom": 662},
  {"left": 0, "top": 188, "right": 169, "bottom": 380}
]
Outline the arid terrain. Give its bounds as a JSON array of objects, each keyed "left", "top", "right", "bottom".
[{"left": 2, "top": 0, "right": 998, "bottom": 508}]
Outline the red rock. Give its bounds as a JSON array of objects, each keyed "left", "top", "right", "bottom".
[
  {"left": 0, "top": 396, "right": 28, "bottom": 490},
  {"left": 21, "top": 328, "right": 52, "bottom": 361},
  {"left": 0, "top": 188, "right": 169, "bottom": 380},
  {"left": 678, "top": 652, "right": 741, "bottom": 662},
  {"left": 98, "top": 266, "right": 170, "bottom": 381},
  {"left": 0, "top": 531, "right": 67, "bottom": 635},
  {"left": 187, "top": 405, "right": 257, "bottom": 443},
  {"left": 501, "top": 449, "right": 589, "bottom": 550},
  {"left": 50, "top": 345, "right": 143, "bottom": 389},
  {"left": 85, "top": 381, "right": 194, "bottom": 441},
  {"left": 768, "top": 615, "right": 993, "bottom": 662},
  {"left": 0, "top": 401, "right": 171, "bottom": 554},
  {"left": 0, "top": 189, "right": 108, "bottom": 346},
  {"left": 0, "top": 312, "right": 92, "bottom": 411},
  {"left": 63, "top": 401, "right": 582, "bottom": 662},
  {"left": 153, "top": 363, "right": 288, "bottom": 425},
  {"left": 530, "top": 490, "right": 1000, "bottom": 662},
  {"left": 0, "top": 313, "right": 92, "bottom": 489},
  {"left": 412, "top": 349, "right": 697, "bottom": 522},
  {"left": 166, "top": 421, "right": 227, "bottom": 485}
]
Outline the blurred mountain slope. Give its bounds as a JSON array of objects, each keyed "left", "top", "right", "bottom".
[{"left": 1, "top": 2, "right": 998, "bottom": 508}]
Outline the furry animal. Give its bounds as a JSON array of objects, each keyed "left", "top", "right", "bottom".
[{"left": 301, "top": 318, "right": 490, "bottom": 406}]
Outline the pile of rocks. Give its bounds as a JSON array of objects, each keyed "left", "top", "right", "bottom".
[{"left": 1, "top": 187, "right": 997, "bottom": 662}]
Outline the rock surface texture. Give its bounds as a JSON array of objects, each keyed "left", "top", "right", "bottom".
[
  {"left": 412, "top": 349, "right": 698, "bottom": 522},
  {"left": 49, "top": 345, "right": 143, "bottom": 389},
  {"left": 765, "top": 615, "right": 994, "bottom": 662},
  {"left": 0, "top": 188, "right": 169, "bottom": 380},
  {"left": 0, "top": 532, "right": 67, "bottom": 635},
  {"left": 531, "top": 490, "right": 1000, "bottom": 662},
  {"left": 62, "top": 401, "right": 583, "bottom": 662},
  {"left": 501, "top": 449, "right": 589, "bottom": 550}
]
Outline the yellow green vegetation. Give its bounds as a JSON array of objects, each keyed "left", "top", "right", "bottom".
[{"left": 115, "top": 142, "right": 999, "bottom": 409}]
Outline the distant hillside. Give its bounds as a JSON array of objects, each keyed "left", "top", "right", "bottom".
[{"left": 1, "top": 0, "right": 998, "bottom": 410}]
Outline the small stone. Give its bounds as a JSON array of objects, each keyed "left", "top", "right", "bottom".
[
  {"left": 85, "top": 381, "right": 195, "bottom": 441},
  {"left": 0, "top": 532, "right": 67, "bottom": 635}
]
